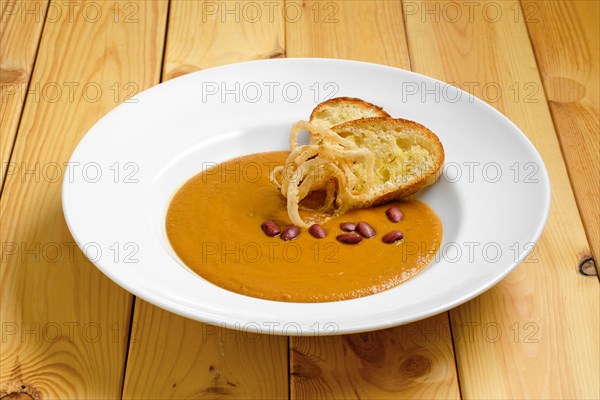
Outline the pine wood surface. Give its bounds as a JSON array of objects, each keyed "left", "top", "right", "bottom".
[
  {"left": 286, "top": 2, "right": 459, "bottom": 399},
  {"left": 1, "top": 1, "right": 598, "bottom": 398},
  {"left": 404, "top": 1, "right": 599, "bottom": 398},
  {"left": 122, "top": 1, "right": 288, "bottom": 399},
  {"left": 0, "top": 1, "right": 168, "bottom": 398},
  {"left": 0, "top": 0, "right": 48, "bottom": 186},
  {"left": 524, "top": 0, "right": 599, "bottom": 265}
]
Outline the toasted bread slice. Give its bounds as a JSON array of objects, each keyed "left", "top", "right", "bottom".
[
  {"left": 309, "top": 97, "right": 390, "bottom": 129},
  {"left": 330, "top": 117, "right": 444, "bottom": 208},
  {"left": 271, "top": 116, "right": 444, "bottom": 227}
]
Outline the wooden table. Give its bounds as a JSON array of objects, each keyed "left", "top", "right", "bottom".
[{"left": 1, "top": 1, "right": 598, "bottom": 398}]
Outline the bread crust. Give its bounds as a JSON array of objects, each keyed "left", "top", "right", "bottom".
[
  {"left": 331, "top": 117, "right": 445, "bottom": 207},
  {"left": 309, "top": 97, "right": 391, "bottom": 123}
]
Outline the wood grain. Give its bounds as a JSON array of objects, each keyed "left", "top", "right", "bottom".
[
  {"left": 525, "top": 0, "right": 599, "bottom": 267},
  {"left": 121, "top": 1, "right": 289, "bottom": 398},
  {"left": 291, "top": 316, "right": 460, "bottom": 399},
  {"left": 405, "top": 1, "right": 599, "bottom": 398},
  {"left": 287, "top": 2, "right": 460, "bottom": 399},
  {"left": 2, "top": 0, "right": 596, "bottom": 398},
  {"left": 285, "top": 0, "right": 410, "bottom": 68},
  {"left": 0, "top": 0, "right": 48, "bottom": 187},
  {"left": 0, "top": 1, "right": 168, "bottom": 398},
  {"left": 122, "top": 301, "right": 288, "bottom": 399},
  {"left": 163, "top": 0, "right": 285, "bottom": 81}
]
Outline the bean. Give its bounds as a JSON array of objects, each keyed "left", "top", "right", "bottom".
[
  {"left": 336, "top": 232, "right": 363, "bottom": 244},
  {"left": 261, "top": 221, "right": 281, "bottom": 237},
  {"left": 356, "top": 221, "right": 376, "bottom": 238},
  {"left": 308, "top": 224, "right": 327, "bottom": 239},
  {"left": 386, "top": 207, "right": 403, "bottom": 222},
  {"left": 382, "top": 230, "right": 404, "bottom": 244},
  {"left": 280, "top": 225, "right": 300, "bottom": 241},
  {"left": 340, "top": 222, "right": 356, "bottom": 232}
]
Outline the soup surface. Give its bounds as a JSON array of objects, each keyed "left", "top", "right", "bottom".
[{"left": 166, "top": 151, "right": 442, "bottom": 302}]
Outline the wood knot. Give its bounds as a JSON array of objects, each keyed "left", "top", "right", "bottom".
[
  {"left": 0, "top": 68, "right": 27, "bottom": 85},
  {"left": 344, "top": 332, "right": 385, "bottom": 367},
  {"left": 400, "top": 354, "right": 431, "bottom": 379},
  {"left": 291, "top": 349, "right": 322, "bottom": 379},
  {"left": 546, "top": 77, "right": 586, "bottom": 103},
  {"left": 579, "top": 257, "right": 597, "bottom": 276},
  {"left": 1, "top": 359, "right": 41, "bottom": 400},
  {"left": 0, "top": 385, "right": 40, "bottom": 400},
  {"left": 201, "top": 386, "right": 234, "bottom": 396},
  {"left": 1, "top": 394, "right": 34, "bottom": 400}
]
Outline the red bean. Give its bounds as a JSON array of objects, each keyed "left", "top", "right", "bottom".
[
  {"left": 386, "top": 207, "right": 404, "bottom": 222},
  {"left": 336, "top": 232, "right": 363, "bottom": 244},
  {"left": 280, "top": 225, "right": 300, "bottom": 241},
  {"left": 308, "top": 224, "right": 326, "bottom": 239},
  {"left": 340, "top": 222, "right": 356, "bottom": 232},
  {"left": 261, "top": 221, "right": 281, "bottom": 237},
  {"left": 356, "top": 221, "right": 376, "bottom": 238},
  {"left": 382, "top": 230, "right": 404, "bottom": 244}
]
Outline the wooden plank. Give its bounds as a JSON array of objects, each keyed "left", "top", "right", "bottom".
[
  {"left": 285, "top": 0, "right": 410, "bottom": 68},
  {"left": 404, "top": 1, "right": 599, "bottom": 398},
  {"left": 287, "top": 2, "right": 460, "bottom": 399},
  {"left": 0, "top": 0, "right": 48, "bottom": 186},
  {"left": 291, "top": 320, "right": 460, "bottom": 399},
  {"left": 123, "top": 302, "right": 288, "bottom": 399},
  {"left": 0, "top": 1, "right": 168, "bottom": 398},
  {"left": 163, "top": 0, "right": 285, "bottom": 81},
  {"left": 525, "top": 0, "right": 599, "bottom": 266},
  {"left": 122, "top": 1, "right": 288, "bottom": 398}
]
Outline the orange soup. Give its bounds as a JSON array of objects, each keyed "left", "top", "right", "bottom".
[{"left": 166, "top": 151, "right": 442, "bottom": 302}]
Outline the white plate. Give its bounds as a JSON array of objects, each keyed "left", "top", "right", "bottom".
[{"left": 62, "top": 59, "right": 550, "bottom": 335}]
